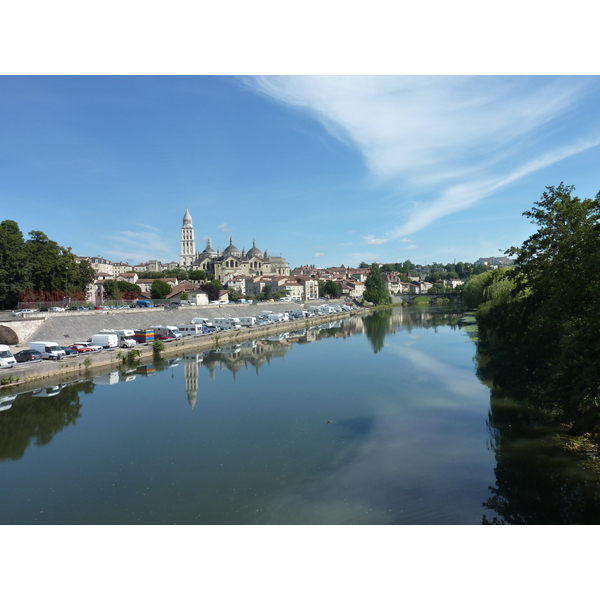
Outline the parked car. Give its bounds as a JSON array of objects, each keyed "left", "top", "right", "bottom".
[
  {"left": 14, "top": 349, "right": 43, "bottom": 363},
  {"left": 69, "top": 344, "right": 93, "bottom": 353},
  {"left": 154, "top": 334, "right": 176, "bottom": 341},
  {"left": 60, "top": 346, "right": 79, "bottom": 357},
  {"left": 11, "top": 309, "right": 36, "bottom": 317}
]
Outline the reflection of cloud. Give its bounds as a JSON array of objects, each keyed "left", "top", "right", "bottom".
[
  {"left": 388, "top": 344, "right": 483, "bottom": 399},
  {"left": 256, "top": 407, "right": 493, "bottom": 524}
]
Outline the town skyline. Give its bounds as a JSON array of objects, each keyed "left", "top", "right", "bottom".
[{"left": 2, "top": 76, "right": 600, "bottom": 269}]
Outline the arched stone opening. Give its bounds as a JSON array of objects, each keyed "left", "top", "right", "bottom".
[{"left": 0, "top": 325, "right": 19, "bottom": 345}]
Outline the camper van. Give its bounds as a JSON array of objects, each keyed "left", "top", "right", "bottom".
[
  {"left": 239, "top": 317, "right": 256, "bottom": 327},
  {"left": 150, "top": 326, "right": 182, "bottom": 339},
  {"left": 177, "top": 324, "right": 205, "bottom": 337},
  {"left": 0, "top": 345, "right": 16, "bottom": 369},
  {"left": 29, "top": 341, "right": 66, "bottom": 360},
  {"left": 213, "top": 318, "right": 242, "bottom": 331}
]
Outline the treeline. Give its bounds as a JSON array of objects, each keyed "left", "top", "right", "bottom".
[
  {"left": 0, "top": 221, "right": 96, "bottom": 310},
  {"left": 465, "top": 184, "right": 600, "bottom": 430}
]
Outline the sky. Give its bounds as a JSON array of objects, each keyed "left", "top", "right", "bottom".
[{"left": 2, "top": 74, "right": 600, "bottom": 269}]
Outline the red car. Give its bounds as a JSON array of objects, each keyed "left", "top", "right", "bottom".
[
  {"left": 69, "top": 344, "right": 93, "bottom": 353},
  {"left": 154, "top": 334, "right": 176, "bottom": 341}
]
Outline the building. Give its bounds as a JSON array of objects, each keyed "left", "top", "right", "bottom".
[{"left": 179, "top": 210, "right": 290, "bottom": 282}]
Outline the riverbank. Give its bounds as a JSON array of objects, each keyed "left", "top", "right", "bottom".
[{"left": 1, "top": 307, "right": 370, "bottom": 392}]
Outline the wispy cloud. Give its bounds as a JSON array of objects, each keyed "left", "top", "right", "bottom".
[
  {"left": 217, "top": 223, "right": 231, "bottom": 232},
  {"left": 248, "top": 76, "right": 600, "bottom": 241},
  {"left": 314, "top": 252, "right": 324, "bottom": 257},
  {"left": 106, "top": 224, "right": 172, "bottom": 263}
]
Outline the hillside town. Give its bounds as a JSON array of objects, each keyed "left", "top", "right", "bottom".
[{"left": 71, "top": 209, "right": 514, "bottom": 306}]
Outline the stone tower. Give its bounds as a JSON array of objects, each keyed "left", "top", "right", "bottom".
[{"left": 180, "top": 208, "right": 196, "bottom": 268}]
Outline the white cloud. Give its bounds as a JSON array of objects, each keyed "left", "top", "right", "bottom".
[
  {"left": 404, "top": 244, "right": 417, "bottom": 250},
  {"left": 400, "top": 238, "right": 414, "bottom": 244},
  {"left": 248, "top": 76, "right": 600, "bottom": 241},
  {"left": 105, "top": 225, "right": 172, "bottom": 263},
  {"left": 217, "top": 223, "right": 231, "bottom": 232},
  {"left": 314, "top": 252, "right": 324, "bottom": 257},
  {"left": 364, "top": 235, "right": 389, "bottom": 245}
]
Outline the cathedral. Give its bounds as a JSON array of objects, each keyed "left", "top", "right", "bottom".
[{"left": 179, "top": 209, "right": 290, "bottom": 281}]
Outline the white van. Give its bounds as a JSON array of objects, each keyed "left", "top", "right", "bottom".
[
  {"left": 99, "top": 329, "right": 137, "bottom": 348},
  {"left": 191, "top": 317, "right": 213, "bottom": 328},
  {"left": 239, "top": 317, "right": 256, "bottom": 327},
  {"left": 0, "top": 345, "right": 17, "bottom": 369},
  {"left": 90, "top": 333, "right": 119, "bottom": 349},
  {"left": 29, "top": 341, "right": 66, "bottom": 360}
]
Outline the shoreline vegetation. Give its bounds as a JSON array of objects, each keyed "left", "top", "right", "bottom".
[{"left": 464, "top": 183, "right": 600, "bottom": 471}]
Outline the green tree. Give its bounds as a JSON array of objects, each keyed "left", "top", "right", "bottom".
[
  {"left": 363, "top": 263, "right": 391, "bottom": 305},
  {"left": 478, "top": 183, "right": 600, "bottom": 427},
  {"left": 104, "top": 280, "right": 142, "bottom": 301},
  {"left": 188, "top": 270, "right": 207, "bottom": 281},
  {"left": 322, "top": 280, "right": 341, "bottom": 298},
  {"left": 200, "top": 282, "right": 221, "bottom": 302},
  {"left": 0, "top": 220, "right": 32, "bottom": 309},
  {"left": 150, "top": 279, "right": 171, "bottom": 299},
  {"left": 24, "top": 231, "right": 94, "bottom": 295}
]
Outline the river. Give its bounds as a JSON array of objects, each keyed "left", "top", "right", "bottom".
[{"left": 1, "top": 306, "right": 599, "bottom": 524}]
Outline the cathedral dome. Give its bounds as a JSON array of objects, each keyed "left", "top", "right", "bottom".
[
  {"left": 223, "top": 237, "right": 241, "bottom": 257},
  {"left": 246, "top": 239, "right": 263, "bottom": 259}
]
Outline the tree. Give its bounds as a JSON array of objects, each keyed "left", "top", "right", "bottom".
[
  {"left": 477, "top": 183, "right": 600, "bottom": 426},
  {"left": 104, "top": 280, "right": 142, "bottom": 301},
  {"left": 24, "top": 230, "right": 94, "bottom": 295},
  {"left": 0, "top": 220, "right": 32, "bottom": 309},
  {"left": 200, "top": 282, "right": 221, "bottom": 302},
  {"left": 358, "top": 262, "right": 370, "bottom": 269},
  {"left": 188, "top": 270, "right": 207, "bottom": 281},
  {"left": 150, "top": 279, "right": 171, "bottom": 299},
  {"left": 363, "top": 263, "right": 391, "bottom": 305},
  {"left": 322, "top": 280, "right": 341, "bottom": 298}
]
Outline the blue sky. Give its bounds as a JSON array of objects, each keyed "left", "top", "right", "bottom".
[{"left": 2, "top": 75, "right": 600, "bottom": 269}]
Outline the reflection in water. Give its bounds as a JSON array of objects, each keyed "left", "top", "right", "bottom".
[
  {"left": 0, "top": 379, "right": 93, "bottom": 462},
  {"left": 3, "top": 307, "right": 598, "bottom": 524},
  {"left": 479, "top": 362, "right": 600, "bottom": 524}
]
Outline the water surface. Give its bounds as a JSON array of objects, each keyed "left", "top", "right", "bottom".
[{"left": 1, "top": 307, "right": 598, "bottom": 524}]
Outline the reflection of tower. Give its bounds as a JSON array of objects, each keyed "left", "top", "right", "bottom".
[{"left": 182, "top": 354, "right": 200, "bottom": 409}]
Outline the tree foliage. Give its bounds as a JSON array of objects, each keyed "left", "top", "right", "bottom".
[
  {"left": 477, "top": 184, "right": 600, "bottom": 426},
  {"left": 0, "top": 222, "right": 94, "bottom": 308},
  {"left": 150, "top": 279, "right": 171, "bottom": 299},
  {"left": 104, "top": 279, "right": 142, "bottom": 300},
  {"left": 363, "top": 263, "right": 391, "bottom": 305},
  {"left": 0, "top": 220, "right": 32, "bottom": 309}
]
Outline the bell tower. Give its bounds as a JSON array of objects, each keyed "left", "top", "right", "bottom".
[{"left": 180, "top": 208, "right": 196, "bottom": 268}]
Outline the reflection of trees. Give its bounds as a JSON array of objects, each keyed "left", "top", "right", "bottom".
[
  {"left": 363, "top": 309, "right": 391, "bottom": 353},
  {"left": 0, "top": 380, "right": 93, "bottom": 461},
  {"left": 481, "top": 370, "right": 600, "bottom": 524}
]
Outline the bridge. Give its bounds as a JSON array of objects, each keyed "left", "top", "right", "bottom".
[{"left": 392, "top": 292, "right": 462, "bottom": 306}]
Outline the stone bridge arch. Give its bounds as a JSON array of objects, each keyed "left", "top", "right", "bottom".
[{"left": 0, "top": 325, "right": 19, "bottom": 345}]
